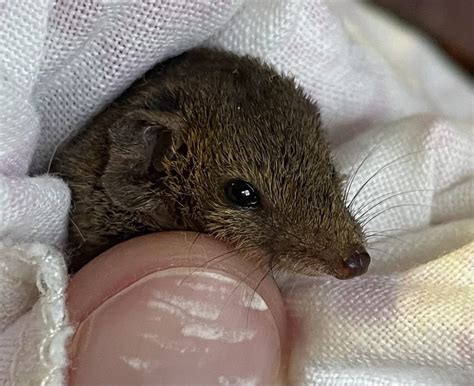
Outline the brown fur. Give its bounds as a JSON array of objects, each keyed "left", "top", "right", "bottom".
[{"left": 51, "top": 48, "right": 368, "bottom": 276}]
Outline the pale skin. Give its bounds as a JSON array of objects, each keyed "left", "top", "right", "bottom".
[{"left": 67, "top": 232, "right": 287, "bottom": 385}]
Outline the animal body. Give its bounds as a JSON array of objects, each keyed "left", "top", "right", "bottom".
[{"left": 52, "top": 48, "right": 370, "bottom": 277}]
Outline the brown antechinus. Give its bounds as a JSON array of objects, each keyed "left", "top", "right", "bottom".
[{"left": 51, "top": 47, "right": 370, "bottom": 277}]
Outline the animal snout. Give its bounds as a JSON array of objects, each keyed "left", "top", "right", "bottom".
[{"left": 336, "top": 249, "right": 370, "bottom": 279}]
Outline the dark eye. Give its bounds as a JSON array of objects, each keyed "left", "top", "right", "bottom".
[{"left": 224, "top": 179, "right": 259, "bottom": 208}]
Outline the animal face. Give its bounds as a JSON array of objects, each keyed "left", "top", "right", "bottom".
[{"left": 142, "top": 49, "right": 369, "bottom": 278}]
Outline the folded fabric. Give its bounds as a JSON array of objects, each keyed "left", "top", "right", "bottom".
[{"left": 285, "top": 240, "right": 474, "bottom": 385}]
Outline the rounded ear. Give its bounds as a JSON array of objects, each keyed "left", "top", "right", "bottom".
[{"left": 102, "top": 111, "right": 183, "bottom": 211}]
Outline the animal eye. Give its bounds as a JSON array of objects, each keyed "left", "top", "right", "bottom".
[{"left": 224, "top": 179, "right": 259, "bottom": 208}]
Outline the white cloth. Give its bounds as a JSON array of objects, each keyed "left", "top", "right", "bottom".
[
  {"left": 0, "top": 0, "right": 472, "bottom": 385},
  {"left": 0, "top": 241, "right": 71, "bottom": 386}
]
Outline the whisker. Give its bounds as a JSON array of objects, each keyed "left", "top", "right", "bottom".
[
  {"left": 46, "top": 135, "right": 71, "bottom": 175},
  {"left": 69, "top": 215, "right": 86, "bottom": 243},
  {"left": 176, "top": 244, "right": 256, "bottom": 289},
  {"left": 348, "top": 147, "right": 444, "bottom": 209},
  {"left": 355, "top": 189, "right": 435, "bottom": 222},
  {"left": 361, "top": 203, "right": 433, "bottom": 227},
  {"left": 365, "top": 227, "right": 412, "bottom": 236},
  {"left": 220, "top": 261, "right": 269, "bottom": 316},
  {"left": 366, "top": 233, "right": 414, "bottom": 247},
  {"left": 245, "top": 264, "right": 273, "bottom": 329},
  {"left": 343, "top": 132, "right": 389, "bottom": 203},
  {"left": 366, "top": 245, "right": 399, "bottom": 260},
  {"left": 353, "top": 189, "right": 434, "bottom": 219},
  {"left": 186, "top": 232, "right": 202, "bottom": 258}
]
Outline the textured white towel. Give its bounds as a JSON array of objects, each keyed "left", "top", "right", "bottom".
[{"left": 0, "top": 0, "right": 472, "bottom": 385}]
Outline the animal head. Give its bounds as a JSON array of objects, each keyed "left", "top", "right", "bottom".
[{"left": 102, "top": 48, "right": 370, "bottom": 279}]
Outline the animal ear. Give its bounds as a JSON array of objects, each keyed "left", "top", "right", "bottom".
[{"left": 102, "top": 109, "right": 184, "bottom": 211}]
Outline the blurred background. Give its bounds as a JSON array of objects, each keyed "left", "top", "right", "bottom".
[{"left": 370, "top": 0, "right": 474, "bottom": 75}]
